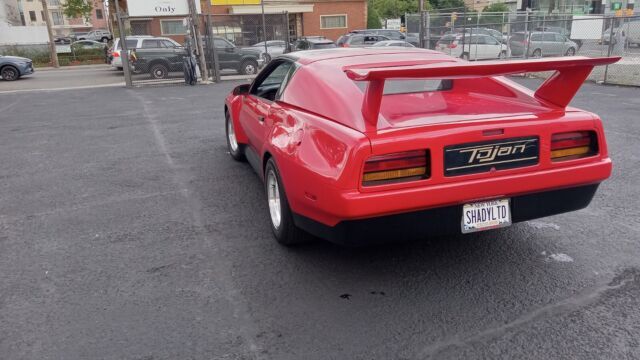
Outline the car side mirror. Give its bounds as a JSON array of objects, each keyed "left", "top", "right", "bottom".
[
  {"left": 400, "top": 35, "right": 406, "bottom": 39},
  {"left": 233, "top": 84, "right": 250, "bottom": 96}
]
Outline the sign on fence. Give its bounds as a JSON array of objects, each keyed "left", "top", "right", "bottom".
[
  {"left": 127, "top": 0, "right": 200, "bottom": 17},
  {"left": 385, "top": 18, "right": 401, "bottom": 30}
]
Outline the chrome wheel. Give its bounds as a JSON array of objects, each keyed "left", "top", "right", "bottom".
[
  {"left": 267, "top": 170, "right": 282, "bottom": 229},
  {"left": 227, "top": 116, "right": 238, "bottom": 152},
  {"left": 243, "top": 62, "right": 257, "bottom": 75}
]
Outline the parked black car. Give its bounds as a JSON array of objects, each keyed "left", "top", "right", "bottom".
[{"left": 290, "top": 37, "right": 337, "bottom": 51}]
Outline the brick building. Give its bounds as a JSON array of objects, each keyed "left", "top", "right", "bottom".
[
  {"left": 122, "top": 0, "right": 366, "bottom": 45},
  {"left": 17, "top": 0, "right": 108, "bottom": 35}
]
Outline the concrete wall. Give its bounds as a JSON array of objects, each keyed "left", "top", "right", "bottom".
[{"left": 0, "top": 26, "right": 49, "bottom": 45}]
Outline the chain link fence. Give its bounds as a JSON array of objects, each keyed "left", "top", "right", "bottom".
[
  {"left": 113, "top": 11, "right": 292, "bottom": 87},
  {"left": 406, "top": 11, "right": 640, "bottom": 86}
]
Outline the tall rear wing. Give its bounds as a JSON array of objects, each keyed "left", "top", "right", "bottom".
[{"left": 344, "top": 56, "right": 620, "bottom": 127}]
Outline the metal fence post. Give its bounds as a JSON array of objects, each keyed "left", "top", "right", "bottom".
[
  {"left": 425, "top": 12, "right": 431, "bottom": 49},
  {"left": 605, "top": 16, "right": 615, "bottom": 84},
  {"left": 284, "top": 11, "right": 291, "bottom": 52},
  {"left": 261, "top": 0, "right": 268, "bottom": 56},
  {"left": 419, "top": 8, "right": 426, "bottom": 48}
]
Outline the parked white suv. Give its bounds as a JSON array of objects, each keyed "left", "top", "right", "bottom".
[
  {"left": 437, "top": 34, "right": 507, "bottom": 60},
  {"left": 110, "top": 36, "right": 181, "bottom": 70},
  {"left": 78, "top": 29, "right": 113, "bottom": 43}
]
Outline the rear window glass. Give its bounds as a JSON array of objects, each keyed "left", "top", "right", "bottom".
[
  {"left": 116, "top": 39, "right": 138, "bottom": 50},
  {"left": 313, "top": 43, "right": 337, "bottom": 49},
  {"left": 336, "top": 36, "right": 348, "bottom": 45},
  {"left": 354, "top": 79, "right": 453, "bottom": 95}
]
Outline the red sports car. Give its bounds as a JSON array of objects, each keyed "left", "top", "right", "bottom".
[{"left": 224, "top": 48, "right": 619, "bottom": 245}]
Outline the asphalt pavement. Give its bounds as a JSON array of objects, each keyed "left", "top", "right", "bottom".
[
  {"left": 0, "top": 64, "right": 124, "bottom": 93},
  {"left": 0, "top": 79, "right": 639, "bottom": 359}
]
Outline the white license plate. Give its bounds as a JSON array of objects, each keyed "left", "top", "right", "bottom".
[{"left": 461, "top": 199, "right": 511, "bottom": 233}]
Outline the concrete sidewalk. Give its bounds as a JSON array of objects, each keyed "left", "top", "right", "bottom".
[{"left": 35, "top": 64, "right": 112, "bottom": 72}]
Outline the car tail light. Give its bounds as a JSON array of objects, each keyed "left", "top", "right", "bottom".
[
  {"left": 448, "top": 43, "right": 457, "bottom": 48},
  {"left": 341, "top": 43, "right": 350, "bottom": 47},
  {"left": 363, "top": 150, "right": 430, "bottom": 185},
  {"left": 551, "top": 131, "right": 597, "bottom": 160},
  {"left": 113, "top": 50, "right": 120, "bottom": 58}
]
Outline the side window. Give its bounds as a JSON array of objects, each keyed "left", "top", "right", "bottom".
[
  {"left": 554, "top": 34, "right": 565, "bottom": 42},
  {"left": 161, "top": 40, "right": 176, "bottom": 48},
  {"left": 543, "top": 33, "right": 556, "bottom": 41},
  {"left": 251, "top": 61, "right": 294, "bottom": 101},
  {"left": 296, "top": 41, "right": 308, "bottom": 50},
  {"left": 213, "top": 39, "right": 230, "bottom": 48},
  {"left": 530, "top": 34, "right": 543, "bottom": 41},
  {"left": 475, "top": 36, "right": 487, "bottom": 45},
  {"left": 142, "top": 39, "right": 160, "bottom": 48},
  {"left": 486, "top": 36, "right": 499, "bottom": 45},
  {"left": 350, "top": 36, "right": 364, "bottom": 45}
]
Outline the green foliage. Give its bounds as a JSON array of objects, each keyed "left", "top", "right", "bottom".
[
  {"left": 371, "top": 0, "right": 420, "bottom": 20},
  {"left": 429, "top": 0, "right": 466, "bottom": 11},
  {"left": 61, "top": 0, "right": 93, "bottom": 22},
  {"left": 367, "top": 3, "right": 383, "bottom": 29},
  {"left": 483, "top": 3, "right": 510, "bottom": 12}
]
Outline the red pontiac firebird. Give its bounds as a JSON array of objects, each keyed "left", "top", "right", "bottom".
[{"left": 224, "top": 48, "right": 619, "bottom": 245}]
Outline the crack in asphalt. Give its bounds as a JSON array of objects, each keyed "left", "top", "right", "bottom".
[
  {"left": 417, "top": 270, "right": 638, "bottom": 359},
  {"left": 130, "top": 89, "right": 266, "bottom": 360}
]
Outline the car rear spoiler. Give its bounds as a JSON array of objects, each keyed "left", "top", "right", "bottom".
[{"left": 344, "top": 56, "right": 621, "bottom": 127}]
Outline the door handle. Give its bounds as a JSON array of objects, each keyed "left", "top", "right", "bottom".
[{"left": 257, "top": 116, "right": 265, "bottom": 122}]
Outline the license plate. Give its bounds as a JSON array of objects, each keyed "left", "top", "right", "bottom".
[{"left": 461, "top": 199, "right": 511, "bottom": 233}]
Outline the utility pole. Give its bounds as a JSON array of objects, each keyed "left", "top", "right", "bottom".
[
  {"left": 188, "top": 0, "right": 209, "bottom": 83},
  {"left": 205, "top": 0, "right": 220, "bottom": 82},
  {"left": 41, "top": 0, "right": 59, "bottom": 68},
  {"left": 419, "top": 0, "right": 425, "bottom": 48},
  {"left": 114, "top": 0, "right": 132, "bottom": 87}
]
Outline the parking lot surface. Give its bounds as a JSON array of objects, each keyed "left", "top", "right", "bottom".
[{"left": 0, "top": 79, "right": 639, "bottom": 359}]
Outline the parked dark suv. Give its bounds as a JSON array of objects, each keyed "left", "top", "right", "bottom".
[
  {"left": 131, "top": 36, "right": 265, "bottom": 78},
  {"left": 290, "top": 37, "right": 337, "bottom": 51}
]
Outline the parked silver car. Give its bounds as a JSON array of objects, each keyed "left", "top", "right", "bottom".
[
  {"left": 509, "top": 32, "right": 578, "bottom": 57},
  {"left": 78, "top": 29, "right": 113, "bottom": 43}
]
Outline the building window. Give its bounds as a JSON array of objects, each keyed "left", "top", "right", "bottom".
[
  {"left": 96, "top": 9, "right": 103, "bottom": 19},
  {"left": 29, "top": 11, "right": 36, "bottom": 22},
  {"left": 161, "top": 20, "right": 187, "bottom": 35},
  {"left": 51, "top": 11, "right": 63, "bottom": 25},
  {"left": 49, "top": 0, "right": 60, "bottom": 5},
  {"left": 320, "top": 15, "right": 347, "bottom": 29}
]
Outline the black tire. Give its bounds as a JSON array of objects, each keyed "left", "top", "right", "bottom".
[
  {"left": 532, "top": 48, "right": 542, "bottom": 58},
  {"left": 461, "top": 52, "right": 470, "bottom": 61},
  {"left": 239, "top": 60, "right": 259, "bottom": 75},
  {"left": 1, "top": 66, "right": 19, "bottom": 81},
  {"left": 264, "top": 158, "right": 311, "bottom": 246},
  {"left": 149, "top": 63, "right": 169, "bottom": 79},
  {"left": 263, "top": 53, "right": 272, "bottom": 63},
  {"left": 565, "top": 47, "right": 576, "bottom": 56},
  {"left": 101, "top": 37, "right": 109, "bottom": 43},
  {"left": 225, "top": 110, "right": 246, "bottom": 161},
  {"left": 499, "top": 50, "right": 507, "bottom": 59}
]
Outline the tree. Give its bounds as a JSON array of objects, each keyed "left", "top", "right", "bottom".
[
  {"left": 61, "top": 0, "right": 93, "bottom": 22},
  {"left": 483, "top": 3, "right": 510, "bottom": 12},
  {"left": 371, "top": 0, "right": 420, "bottom": 20},
  {"left": 368, "top": 3, "right": 383, "bottom": 29}
]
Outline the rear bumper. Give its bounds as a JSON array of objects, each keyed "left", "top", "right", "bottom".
[{"left": 293, "top": 183, "right": 600, "bottom": 245}]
